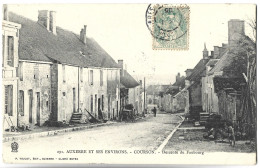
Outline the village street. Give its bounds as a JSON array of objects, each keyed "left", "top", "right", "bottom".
[{"left": 3, "top": 111, "right": 183, "bottom": 158}]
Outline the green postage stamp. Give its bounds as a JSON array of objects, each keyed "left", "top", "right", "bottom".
[{"left": 151, "top": 4, "right": 190, "bottom": 50}]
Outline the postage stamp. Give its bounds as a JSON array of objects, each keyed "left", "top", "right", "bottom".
[{"left": 151, "top": 4, "right": 190, "bottom": 50}]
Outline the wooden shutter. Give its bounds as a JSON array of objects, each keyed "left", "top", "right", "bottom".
[
  {"left": 7, "top": 36, "right": 14, "bottom": 67},
  {"left": 19, "top": 90, "right": 24, "bottom": 116}
]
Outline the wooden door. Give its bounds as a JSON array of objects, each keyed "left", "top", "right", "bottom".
[
  {"left": 28, "top": 90, "right": 33, "bottom": 123},
  {"left": 36, "top": 92, "right": 40, "bottom": 126},
  {"left": 73, "top": 88, "right": 76, "bottom": 112}
]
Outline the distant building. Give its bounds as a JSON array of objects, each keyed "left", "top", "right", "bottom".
[
  {"left": 146, "top": 85, "right": 170, "bottom": 107},
  {"left": 161, "top": 73, "right": 189, "bottom": 113}
]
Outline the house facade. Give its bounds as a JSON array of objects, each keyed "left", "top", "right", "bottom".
[
  {"left": 18, "top": 60, "right": 52, "bottom": 127},
  {"left": 185, "top": 47, "right": 209, "bottom": 119},
  {"left": 2, "top": 6, "right": 21, "bottom": 131},
  {"left": 119, "top": 60, "right": 140, "bottom": 114},
  {"left": 3, "top": 9, "right": 121, "bottom": 131},
  {"left": 160, "top": 72, "right": 189, "bottom": 113},
  {"left": 202, "top": 19, "right": 255, "bottom": 125}
]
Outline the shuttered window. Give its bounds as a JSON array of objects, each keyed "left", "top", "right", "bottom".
[
  {"left": 62, "top": 64, "right": 66, "bottom": 83},
  {"left": 18, "top": 62, "right": 23, "bottom": 81},
  {"left": 7, "top": 36, "right": 14, "bottom": 67},
  {"left": 100, "top": 70, "right": 103, "bottom": 86},
  {"left": 89, "top": 70, "right": 93, "bottom": 85},
  {"left": 34, "top": 64, "right": 39, "bottom": 80},
  {"left": 5, "top": 85, "right": 13, "bottom": 116},
  {"left": 19, "top": 90, "right": 24, "bottom": 116},
  {"left": 80, "top": 67, "right": 83, "bottom": 82}
]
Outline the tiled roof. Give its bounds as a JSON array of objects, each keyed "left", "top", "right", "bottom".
[
  {"left": 165, "top": 85, "right": 179, "bottom": 95},
  {"left": 209, "top": 37, "right": 255, "bottom": 76},
  {"left": 186, "top": 59, "right": 209, "bottom": 82},
  {"left": 9, "top": 12, "right": 119, "bottom": 68},
  {"left": 120, "top": 70, "right": 139, "bottom": 88},
  {"left": 208, "top": 50, "right": 230, "bottom": 75},
  {"left": 146, "top": 85, "right": 171, "bottom": 95}
]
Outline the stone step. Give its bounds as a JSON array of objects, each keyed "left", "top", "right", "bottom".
[{"left": 70, "top": 113, "right": 83, "bottom": 123}]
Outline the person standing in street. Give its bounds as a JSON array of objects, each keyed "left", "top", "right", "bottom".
[{"left": 152, "top": 107, "right": 157, "bottom": 117}]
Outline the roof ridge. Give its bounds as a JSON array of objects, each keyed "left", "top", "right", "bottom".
[{"left": 8, "top": 12, "right": 119, "bottom": 68}]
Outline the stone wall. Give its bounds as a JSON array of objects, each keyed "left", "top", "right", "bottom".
[{"left": 18, "top": 61, "right": 52, "bottom": 126}]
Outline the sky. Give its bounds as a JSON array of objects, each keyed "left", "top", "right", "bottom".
[{"left": 7, "top": 3, "right": 256, "bottom": 85}]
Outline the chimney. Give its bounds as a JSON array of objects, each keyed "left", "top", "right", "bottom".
[
  {"left": 210, "top": 51, "right": 214, "bottom": 58},
  {"left": 213, "top": 46, "right": 220, "bottom": 59},
  {"left": 228, "top": 19, "right": 245, "bottom": 47},
  {"left": 3, "top": 4, "right": 9, "bottom": 21},
  {"left": 80, "top": 25, "right": 87, "bottom": 44},
  {"left": 50, "top": 11, "right": 57, "bottom": 35},
  {"left": 176, "top": 72, "right": 181, "bottom": 83},
  {"left": 139, "top": 80, "right": 142, "bottom": 87},
  {"left": 118, "top": 60, "right": 124, "bottom": 76},
  {"left": 203, "top": 43, "right": 209, "bottom": 59},
  {"left": 222, "top": 43, "right": 228, "bottom": 48},
  {"left": 38, "top": 10, "right": 50, "bottom": 31},
  {"left": 185, "top": 69, "right": 193, "bottom": 77}
]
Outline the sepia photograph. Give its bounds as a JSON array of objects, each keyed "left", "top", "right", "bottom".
[{"left": 1, "top": 1, "right": 257, "bottom": 166}]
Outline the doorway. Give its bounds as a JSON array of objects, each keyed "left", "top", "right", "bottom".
[
  {"left": 36, "top": 92, "right": 40, "bottom": 126},
  {"left": 98, "top": 98, "right": 101, "bottom": 119},
  {"left": 73, "top": 88, "right": 76, "bottom": 112},
  {"left": 28, "top": 90, "right": 33, "bottom": 124}
]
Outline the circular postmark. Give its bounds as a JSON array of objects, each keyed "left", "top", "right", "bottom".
[{"left": 145, "top": 4, "right": 190, "bottom": 50}]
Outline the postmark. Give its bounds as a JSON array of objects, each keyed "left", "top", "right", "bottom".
[{"left": 146, "top": 4, "right": 190, "bottom": 50}]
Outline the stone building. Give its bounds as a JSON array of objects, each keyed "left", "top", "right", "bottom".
[
  {"left": 2, "top": 5, "right": 21, "bottom": 131},
  {"left": 5, "top": 9, "right": 121, "bottom": 130},
  {"left": 160, "top": 73, "right": 189, "bottom": 113},
  {"left": 119, "top": 60, "right": 140, "bottom": 114},
  {"left": 185, "top": 45, "right": 210, "bottom": 120},
  {"left": 202, "top": 20, "right": 255, "bottom": 124}
]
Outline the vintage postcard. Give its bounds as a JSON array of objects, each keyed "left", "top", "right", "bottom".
[{"left": 1, "top": 3, "right": 257, "bottom": 165}]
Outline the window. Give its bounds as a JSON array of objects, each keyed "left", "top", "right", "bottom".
[
  {"left": 5, "top": 85, "right": 13, "bottom": 116},
  {"left": 19, "top": 90, "right": 24, "bottom": 116},
  {"left": 80, "top": 67, "right": 83, "bottom": 82},
  {"left": 89, "top": 70, "right": 93, "bottom": 85},
  {"left": 62, "top": 65, "right": 66, "bottom": 83},
  {"left": 18, "top": 62, "right": 23, "bottom": 81},
  {"left": 34, "top": 64, "right": 39, "bottom": 80},
  {"left": 7, "top": 36, "right": 14, "bottom": 67},
  {"left": 100, "top": 70, "right": 103, "bottom": 86},
  {"left": 115, "top": 70, "right": 118, "bottom": 81},
  {"left": 90, "top": 95, "right": 93, "bottom": 113}
]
